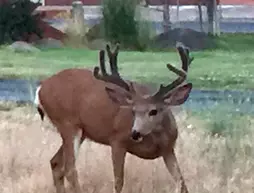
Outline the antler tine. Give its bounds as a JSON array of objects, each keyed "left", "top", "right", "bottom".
[
  {"left": 176, "top": 41, "right": 194, "bottom": 70},
  {"left": 106, "top": 44, "right": 112, "bottom": 57},
  {"left": 93, "top": 46, "right": 130, "bottom": 91},
  {"left": 93, "top": 66, "right": 100, "bottom": 78},
  {"left": 100, "top": 50, "right": 107, "bottom": 76},
  {"left": 176, "top": 42, "right": 188, "bottom": 71},
  {"left": 93, "top": 50, "right": 106, "bottom": 78},
  {"left": 112, "top": 43, "right": 120, "bottom": 74},
  {"left": 152, "top": 43, "right": 192, "bottom": 99},
  {"left": 183, "top": 45, "right": 194, "bottom": 66},
  {"left": 152, "top": 64, "right": 186, "bottom": 99},
  {"left": 106, "top": 44, "right": 119, "bottom": 76}
]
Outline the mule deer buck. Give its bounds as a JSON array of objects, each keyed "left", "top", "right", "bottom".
[{"left": 34, "top": 43, "right": 193, "bottom": 193}]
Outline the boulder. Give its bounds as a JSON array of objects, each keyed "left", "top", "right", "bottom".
[
  {"left": 7, "top": 41, "right": 41, "bottom": 53},
  {"left": 33, "top": 38, "right": 64, "bottom": 49},
  {"left": 152, "top": 28, "right": 216, "bottom": 51}
]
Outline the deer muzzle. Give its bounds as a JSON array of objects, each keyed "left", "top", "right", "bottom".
[{"left": 131, "top": 130, "right": 142, "bottom": 141}]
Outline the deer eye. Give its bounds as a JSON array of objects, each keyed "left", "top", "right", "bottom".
[{"left": 148, "top": 109, "right": 158, "bottom": 116}]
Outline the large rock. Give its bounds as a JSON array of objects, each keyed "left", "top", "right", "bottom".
[
  {"left": 33, "top": 38, "right": 64, "bottom": 49},
  {"left": 87, "top": 38, "right": 108, "bottom": 50},
  {"left": 86, "top": 22, "right": 104, "bottom": 42},
  {"left": 7, "top": 41, "right": 41, "bottom": 53},
  {"left": 152, "top": 28, "right": 216, "bottom": 51}
]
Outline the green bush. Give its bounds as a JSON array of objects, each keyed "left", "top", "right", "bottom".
[
  {"left": 136, "top": 20, "right": 155, "bottom": 50},
  {"left": 102, "top": 0, "right": 143, "bottom": 50},
  {"left": 0, "top": 0, "right": 42, "bottom": 45}
]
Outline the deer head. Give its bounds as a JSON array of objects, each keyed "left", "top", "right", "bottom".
[{"left": 94, "top": 42, "right": 194, "bottom": 140}]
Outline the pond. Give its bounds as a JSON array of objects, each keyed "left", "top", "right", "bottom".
[{"left": 0, "top": 79, "right": 253, "bottom": 114}]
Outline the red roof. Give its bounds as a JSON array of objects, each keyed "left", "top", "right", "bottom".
[
  {"left": 43, "top": 0, "right": 254, "bottom": 6},
  {"left": 44, "top": 0, "right": 101, "bottom": 5},
  {"left": 222, "top": 0, "right": 254, "bottom": 4},
  {"left": 26, "top": 20, "right": 66, "bottom": 43},
  {"left": 0, "top": 0, "right": 253, "bottom": 5},
  {"left": 44, "top": 0, "right": 217, "bottom": 5},
  {"left": 146, "top": 0, "right": 220, "bottom": 5}
]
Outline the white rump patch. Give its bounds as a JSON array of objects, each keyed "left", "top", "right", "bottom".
[
  {"left": 34, "top": 86, "right": 41, "bottom": 107},
  {"left": 74, "top": 130, "right": 83, "bottom": 160}
]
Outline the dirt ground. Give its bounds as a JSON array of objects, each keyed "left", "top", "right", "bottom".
[{"left": 0, "top": 104, "right": 254, "bottom": 193}]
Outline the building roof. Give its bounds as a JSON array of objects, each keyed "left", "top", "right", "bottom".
[{"left": 43, "top": 0, "right": 254, "bottom": 6}]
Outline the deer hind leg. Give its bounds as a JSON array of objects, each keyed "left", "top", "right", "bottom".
[
  {"left": 111, "top": 143, "right": 127, "bottom": 193},
  {"left": 50, "top": 145, "right": 65, "bottom": 193},
  {"left": 62, "top": 128, "right": 84, "bottom": 193},
  {"left": 162, "top": 149, "right": 189, "bottom": 193},
  {"left": 51, "top": 129, "right": 84, "bottom": 193}
]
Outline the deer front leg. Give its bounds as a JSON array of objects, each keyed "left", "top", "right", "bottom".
[
  {"left": 162, "top": 149, "right": 189, "bottom": 193},
  {"left": 111, "top": 143, "right": 127, "bottom": 193}
]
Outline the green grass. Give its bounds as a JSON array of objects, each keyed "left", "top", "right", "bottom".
[
  {"left": 1, "top": 34, "right": 254, "bottom": 90},
  {"left": 190, "top": 108, "right": 252, "bottom": 137},
  {"left": 214, "top": 33, "right": 254, "bottom": 51}
]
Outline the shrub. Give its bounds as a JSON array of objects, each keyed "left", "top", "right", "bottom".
[
  {"left": 0, "top": 0, "right": 42, "bottom": 45},
  {"left": 102, "top": 0, "right": 142, "bottom": 50},
  {"left": 136, "top": 20, "right": 155, "bottom": 51},
  {"left": 57, "top": 5, "right": 90, "bottom": 48}
]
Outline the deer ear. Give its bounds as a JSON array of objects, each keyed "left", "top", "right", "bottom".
[
  {"left": 163, "top": 83, "right": 192, "bottom": 106},
  {"left": 105, "top": 86, "right": 133, "bottom": 105}
]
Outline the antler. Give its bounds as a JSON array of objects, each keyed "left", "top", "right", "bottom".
[
  {"left": 93, "top": 44, "right": 130, "bottom": 91},
  {"left": 152, "top": 42, "right": 194, "bottom": 99},
  {"left": 106, "top": 44, "right": 120, "bottom": 76}
]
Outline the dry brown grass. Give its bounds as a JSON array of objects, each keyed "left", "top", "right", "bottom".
[{"left": 0, "top": 105, "right": 254, "bottom": 193}]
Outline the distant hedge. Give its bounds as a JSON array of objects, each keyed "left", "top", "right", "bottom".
[
  {"left": 102, "top": 0, "right": 141, "bottom": 49},
  {"left": 0, "top": 0, "right": 42, "bottom": 45}
]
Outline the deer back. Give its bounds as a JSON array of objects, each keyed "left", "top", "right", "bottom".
[{"left": 38, "top": 68, "right": 149, "bottom": 145}]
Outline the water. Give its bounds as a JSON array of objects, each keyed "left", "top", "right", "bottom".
[
  {"left": 0, "top": 79, "right": 254, "bottom": 114},
  {"left": 0, "top": 79, "right": 38, "bottom": 103}
]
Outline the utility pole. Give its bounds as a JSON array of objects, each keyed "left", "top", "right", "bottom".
[
  {"left": 163, "top": 0, "right": 170, "bottom": 33},
  {"left": 206, "top": 0, "right": 219, "bottom": 35}
]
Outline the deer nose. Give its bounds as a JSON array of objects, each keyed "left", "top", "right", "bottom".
[{"left": 131, "top": 130, "right": 141, "bottom": 141}]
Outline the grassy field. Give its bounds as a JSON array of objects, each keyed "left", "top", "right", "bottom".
[
  {"left": 0, "top": 104, "right": 253, "bottom": 193},
  {"left": 1, "top": 34, "right": 254, "bottom": 193},
  {"left": 1, "top": 34, "right": 254, "bottom": 90}
]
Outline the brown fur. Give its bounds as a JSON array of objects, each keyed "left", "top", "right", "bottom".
[{"left": 39, "top": 68, "right": 177, "bottom": 155}]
